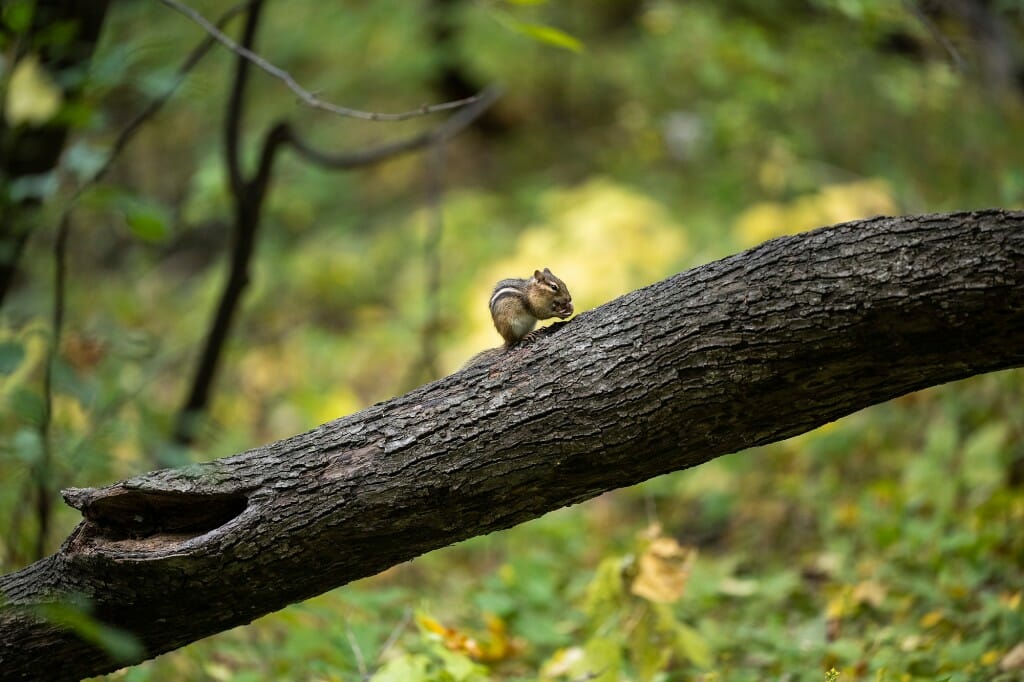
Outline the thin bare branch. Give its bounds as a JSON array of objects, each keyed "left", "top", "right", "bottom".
[
  {"left": 83, "top": 1, "right": 252, "bottom": 194},
  {"left": 345, "top": 624, "right": 368, "bottom": 677},
  {"left": 377, "top": 608, "right": 413, "bottom": 664},
  {"left": 34, "top": 210, "right": 72, "bottom": 560},
  {"left": 267, "top": 85, "right": 501, "bottom": 177},
  {"left": 158, "top": 0, "right": 488, "bottom": 122},
  {"left": 903, "top": 0, "right": 966, "bottom": 72},
  {"left": 403, "top": 139, "right": 447, "bottom": 388}
]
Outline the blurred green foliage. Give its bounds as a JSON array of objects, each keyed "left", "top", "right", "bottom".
[{"left": 1, "top": 0, "right": 1023, "bottom": 678}]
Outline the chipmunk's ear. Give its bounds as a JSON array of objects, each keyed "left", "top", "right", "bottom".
[
  {"left": 534, "top": 269, "right": 545, "bottom": 281},
  {"left": 543, "top": 267, "right": 553, "bottom": 276}
]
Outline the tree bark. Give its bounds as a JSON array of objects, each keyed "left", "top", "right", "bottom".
[{"left": 2, "top": 209, "right": 1023, "bottom": 679}]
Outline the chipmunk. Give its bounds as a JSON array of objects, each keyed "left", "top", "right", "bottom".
[{"left": 489, "top": 268, "right": 574, "bottom": 347}]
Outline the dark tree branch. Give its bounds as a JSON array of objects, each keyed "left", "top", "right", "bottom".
[
  {"left": 2, "top": 210, "right": 1023, "bottom": 679},
  {"left": 174, "top": 69, "right": 498, "bottom": 444},
  {"left": 173, "top": 0, "right": 268, "bottom": 447},
  {"left": 158, "top": 0, "right": 491, "bottom": 121},
  {"left": 223, "top": 0, "right": 263, "bottom": 198}
]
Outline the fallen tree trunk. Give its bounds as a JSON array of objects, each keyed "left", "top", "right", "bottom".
[{"left": 2, "top": 209, "right": 1023, "bottom": 679}]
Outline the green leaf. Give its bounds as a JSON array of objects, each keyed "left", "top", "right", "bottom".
[
  {"left": 0, "top": 340, "right": 25, "bottom": 375},
  {"left": 36, "top": 598, "right": 144, "bottom": 662},
  {"left": 674, "top": 622, "right": 712, "bottom": 668},
  {"left": 2, "top": 0, "right": 34, "bottom": 33},
  {"left": 511, "top": 22, "right": 585, "bottom": 53},
  {"left": 581, "top": 636, "right": 623, "bottom": 682},
  {"left": 962, "top": 422, "right": 1008, "bottom": 493},
  {"left": 9, "top": 386, "right": 45, "bottom": 427},
  {"left": 369, "top": 653, "right": 431, "bottom": 682},
  {"left": 629, "top": 609, "right": 671, "bottom": 681},
  {"left": 76, "top": 186, "right": 172, "bottom": 242},
  {"left": 583, "top": 555, "right": 627, "bottom": 624},
  {"left": 126, "top": 204, "right": 170, "bottom": 243},
  {"left": 434, "top": 646, "right": 489, "bottom": 682}
]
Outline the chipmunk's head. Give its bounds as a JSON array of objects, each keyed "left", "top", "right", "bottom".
[{"left": 530, "top": 268, "right": 574, "bottom": 319}]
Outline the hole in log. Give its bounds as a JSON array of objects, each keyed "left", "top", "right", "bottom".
[{"left": 81, "top": 490, "right": 248, "bottom": 541}]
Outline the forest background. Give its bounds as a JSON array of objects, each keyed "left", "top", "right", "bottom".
[{"left": 1, "top": 0, "right": 1023, "bottom": 680}]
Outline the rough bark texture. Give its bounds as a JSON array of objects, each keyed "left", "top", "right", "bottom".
[{"left": 2, "top": 210, "right": 1023, "bottom": 679}]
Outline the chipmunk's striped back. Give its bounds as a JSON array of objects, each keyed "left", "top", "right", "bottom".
[{"left": 489, "top": 278, "right": 529, "bottom": 312}]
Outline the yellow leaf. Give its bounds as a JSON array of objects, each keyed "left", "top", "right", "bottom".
[
  {"left": 852, "top": 580, "right": 886, "bottom": 609},
  {"left": 416, "top": 611, "right": 522, "bottom": 663},
  {"left": 630, "top": 537, "right": 697, "bottom": 604},
  {"left": 834, "top": 501, "right": 860, "bottom": 528},
  {"left": 416, "top": 613, "right": 450, "bottom": 637},
  {"left": 919, "top": 610, "right": 944, "bottom": 628},
  {"left": 5, "top": 54, "right": 63, "bottom": 126},
  {"left": 203, "top": 663, "right": 233, "bottom": 681},
  {"left": 826, "top": 591, "right": 851, "bottom": 620},
  {"left": 980, "top": 649, "right": 1002, "bottom": 666},
  {"left": 0, "top": 320, "right": 48, "bottom": 397}
]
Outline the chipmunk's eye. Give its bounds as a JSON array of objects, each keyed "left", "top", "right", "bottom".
[{"left": 548, "top": 283, "right": 560, "bottom": 292}]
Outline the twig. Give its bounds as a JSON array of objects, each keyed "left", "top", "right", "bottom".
[
  {"left": 421, "top": 140, "right": 446, "bottom": 379},
  {"left": 34, "top": 210, "right": 72, "bottom": 559},
  {"left": 345, "top": 624, "right": 368, "bottom": 677},
  {"left": 376, "top": 608, "right": 413, "bottom": 662},
  {"left": 265, "top": 85, "right": 501, "bottom": 175},
  {"left": 902, "top": 0, "right": 965, "bottom": 72},
  {"left": 158, "top": 0, "right": 486, "bottom": 121},
  {"left": 402, "top": 139, "right": 446, "bottom": 388},
  {"left": 84, "top": 1, "right": 252, "bottom": 196}
]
